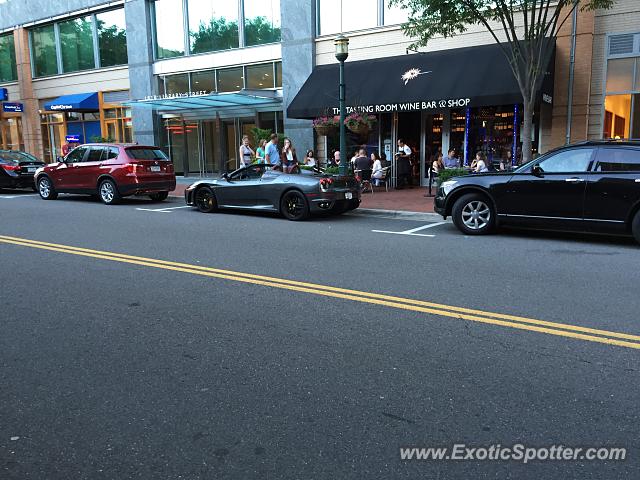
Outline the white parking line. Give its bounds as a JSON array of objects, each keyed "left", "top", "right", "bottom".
[
  {"left": 136, "top": 205, "right": 191, "bottom": 213},
  {"left": 372, "top": 221, "right": 448, "bottom": 237}
]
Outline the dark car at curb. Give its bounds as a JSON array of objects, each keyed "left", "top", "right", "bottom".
[
  {"left": 185, "top": 163, "right": 361, "bottom": 221},
  {"left": 34, "top": 143, "right": 176, "bottom": 205},
  {"left": 0, "top": 150, "right": 45, "bottom": 191},
  {"left": 435, "top": 141, "right": 640, "bottom": 244}
]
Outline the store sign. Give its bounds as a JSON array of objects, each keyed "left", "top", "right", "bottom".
[
  {"left": 0, "top": 88, "right": 8, "bottom": 101},
  {"left": 65, "top": 134, "right": 82, "bottom": 143},
  {"left": 2, "top": 102, "right": 23, "bottom": 113},
  {"left": 331, "top": 97, "right": 472, "bottom": 115},
  {"left": 49, "top": 104, "right": 75, "bottom": 111},
  {"left": 142, "top": 91, "right": 213, "bottom": 101}
]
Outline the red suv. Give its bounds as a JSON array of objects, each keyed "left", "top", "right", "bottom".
[{"left": 35, "top": 144, "right": 176, "bottom": 205}]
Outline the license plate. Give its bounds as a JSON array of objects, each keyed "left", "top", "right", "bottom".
[
  {"left": 27, "top": 167, "right": 36, "bottom": 173},
  {"left": 345, "top": 192, "right": 353, "bottom": 200},
  {"left": 150, "top": 166, "right": 161, "bottom": 172}
]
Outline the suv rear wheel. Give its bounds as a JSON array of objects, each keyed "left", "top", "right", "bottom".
[
  {"left": 632, "top": 210, "right": 640, "bottom": 245},
  {"left": 37, "top": 176, "right": 58, "bottom": 200},
  {"left": 98, "top": 179, "right": 121, "bottom": 205},
  {"left": 452, "top": 193, "right": 495, "bottom": 235}
]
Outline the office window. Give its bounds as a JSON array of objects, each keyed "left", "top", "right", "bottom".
[
  {"left": 604, "top": 50, "right": 639, "bottom": 139},
  {"left": 96, "top": 9, "right": 128, "bottom": 67},
  {"left": 606, "top": 58, "right": 635, "bottom": 93},
  {"left": 246, "top": 63, "right": 274, "bottom": 89},
  {"left": 155, "top": 0, "right": 185, "bottom": 58},
  {"left": 217, "top": 67, "right": 244, "bottom": 92},
  {"left": 275, "top": 61, "right": 282, "bottom": 88},
  {"left": 31, "top": 25, "right": 58, "bottom": 77},
  {"left": 318, "top": 0, "right": 378, "bottom": 35},
  {"left": 244, "top": 0, "right": 281, "bottom": 47},
  {"left": 188, "top": 0, "right": 239, "bottom": 54},
  {"left": 59, "top": 16, "right": 96, "bottom": 72},
  {"left": 191, "top": 70, "right": 215, "bottom": 93},
  {"left": 0, "top": 33, "right": 17, "bottom": 83},
  {"left": 164, "top": 74, "right": 189, "bottom": 94},
  {"left": 384, "top": 0, "right": 406, "bottom": 26}
]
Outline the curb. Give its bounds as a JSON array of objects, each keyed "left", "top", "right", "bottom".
[{"left": 347, "top": 208, "right": 443, "bottom": 221}]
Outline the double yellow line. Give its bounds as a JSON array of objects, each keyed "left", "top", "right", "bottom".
[{"left": 1, "top": 233, "right": 639, "bottom": 350}]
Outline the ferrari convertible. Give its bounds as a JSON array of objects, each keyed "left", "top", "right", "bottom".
[{"left": 185, "top": 164, "right": 361, "bottom": 220}]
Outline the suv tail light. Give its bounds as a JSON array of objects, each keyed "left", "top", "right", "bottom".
[
  {"left": 1, "top": 164, "right": 20, "bottom": 172},
  {"left": 319, "top": 177, "right": 334, "bottom": 192},
  {"left": 123, "top": 163, "right": 141, "bottom": 174}
]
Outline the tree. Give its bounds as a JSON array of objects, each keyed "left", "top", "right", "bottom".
[
  {"left": 391, "top": 0, "right": 615, "bottom": 163},
  {"left": 245, "top": 16, "right": 281, "bottom": 47}
]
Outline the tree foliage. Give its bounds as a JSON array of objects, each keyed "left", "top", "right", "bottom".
[{"left": 391, "top": 0, "right": 615, "bottom": 162}]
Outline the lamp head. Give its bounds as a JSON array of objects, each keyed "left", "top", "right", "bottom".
[{"left": 334, "top": 34, "right": 349, "bottom": 62}]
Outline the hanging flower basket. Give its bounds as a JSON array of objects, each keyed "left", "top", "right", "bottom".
[
  {"left": 344, "top": 113, "right": 377, "bottom": 137},
  {"left": 313, "top": 116, "right": 339, "bottom": 136}
]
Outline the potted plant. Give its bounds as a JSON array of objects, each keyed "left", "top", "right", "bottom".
[
  {"left": 344, "top": 112, "right": 377, "bottom": 136},
  {"left": 313, "top": 116, "right": 339, "bottom": 136}
]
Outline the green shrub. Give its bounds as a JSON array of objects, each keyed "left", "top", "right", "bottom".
[{"left": 437, "top": 168, "right": 467, "bottom": 184}]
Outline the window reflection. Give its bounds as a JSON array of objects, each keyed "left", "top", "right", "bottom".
[
  {"left": 155, "top": 0, "right": 185, "bottom": 58},
  {"left": 188, "top": 0, "right": 239, "bottom": 54},
  {"left": 318, "top": 0, "right": 340, "bottom": 35},
  {"left": 59, "top": 16, "right": 96, "bottom": 73},
  {"left": 246, "top": 63, "right": 274, "bottom": 89},
  {"left": 0, "top": 34, "right": 17, "bottom": 83},
  {"left": 244, "top": 0, "right": 281, "bottom": 46},
  {"left": 217, "top": 67, "right": 244, "bottom": 92},
  {"left": 342, "top": 0, "right": 377, "bottom": 33},
  {"left": 384, "top": 0, "right": 406, "bottom": 26},
  {"left": 31, "top": 25, "right": 58, "bottom": 77},
  {"left": 606, "top": 58, "right": 634, "bottom": 93},
  {"left": 96, "top": 9, "right": 128, "bottom": 67},
  {"left": 165, "top": 74, "right": 190, "bottom": 94},
  {"left": 191, "top": 70, "right": 215, "bottom": 93},
  {"left": 275, "top": 61, "right": 282, "bottom": 88}
]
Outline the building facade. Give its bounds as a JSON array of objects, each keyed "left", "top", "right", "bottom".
[{"left": 0, "top": 0, "right": 639, "bottom": 180}]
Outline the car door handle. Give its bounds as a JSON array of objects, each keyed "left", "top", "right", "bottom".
[
  {"left": 565, "top": 178, "right": 585, "bottom": 183},
  {"left": 635, "top": 179, "right": 640, "bottom": 183}
]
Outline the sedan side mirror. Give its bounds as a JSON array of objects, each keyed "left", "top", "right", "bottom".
[{"left": 532, "top": 164, "right": 544, "bottom": 178}]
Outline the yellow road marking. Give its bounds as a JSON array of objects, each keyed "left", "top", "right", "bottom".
[{"left": 1, "top": 234, "right": 639, "bottom": 350}]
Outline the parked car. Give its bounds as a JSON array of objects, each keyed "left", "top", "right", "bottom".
[
  {"left": 185, "top": 163, "right": 361, "bottom": 221},
  {"left": 35, "top": 144, "right": 176, "bottom": 205},
  {"left": 434, "top": 141, "right": 640, "bottom": 244},
  {"left": 0, "top": 150, "right": 45, "bottom": 191}
]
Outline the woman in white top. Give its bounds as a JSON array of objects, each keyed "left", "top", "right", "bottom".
[
  {"left": 305, "top": 149, "right": 317, "bottom": 167},
  {"left": 371, "top": 152, "right": 383, "bottom": 185},
  {"left": 471, "top": 152, "right": 489, "bottom": 173},
  {"left": 239, "top": 135, "right": 255, "bottom": 168}
]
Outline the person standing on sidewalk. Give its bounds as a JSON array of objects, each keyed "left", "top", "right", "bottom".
[
  {"left": 265, "top": 133, "right": 280, "bottom": 167},
  {"left": 395, "top": 138, "right": 412, "bottom": 189}
]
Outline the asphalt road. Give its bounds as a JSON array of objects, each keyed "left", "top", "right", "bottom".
[{"left": 1, "top": 190, "right": 639, "bottom": 479}]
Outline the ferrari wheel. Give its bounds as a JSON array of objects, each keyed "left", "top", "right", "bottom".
[
  {"left": 195, "top": 187, "right": 217, "bottom": 213},
  {"left": 280, "top": 190, "right": 309, "bottom": 221}
]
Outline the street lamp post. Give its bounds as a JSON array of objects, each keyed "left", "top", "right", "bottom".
[{"left": 335, "top": 35, "right": 349, "bottom": 176}]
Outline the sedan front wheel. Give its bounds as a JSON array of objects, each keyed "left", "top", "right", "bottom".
[{"left": 452, "top": 193, "right": 495, "bottom": 235}]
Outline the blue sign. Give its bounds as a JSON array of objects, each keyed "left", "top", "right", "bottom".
[
  {"left": 0, "top": 88, "right": 8, "bottom": 102},
  {"left": 3, "top": 102, "right": 23, "bottom": 113},
  {"left": 65, "top": 134, "right": 82, "bottom": 143}
]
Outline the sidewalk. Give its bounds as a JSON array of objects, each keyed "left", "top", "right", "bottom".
[{"left": 171, "top": 180, "right": 435, "bottom": 214}]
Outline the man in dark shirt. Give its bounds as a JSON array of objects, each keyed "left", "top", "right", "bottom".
[{"left": 354, "top": 148, "right": 371, "bottom": 171}]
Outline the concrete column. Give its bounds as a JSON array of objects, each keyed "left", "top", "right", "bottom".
[
  {"left": 124, "top": 0, "right": 159, "bottom": 146},
  {"left": 281, "top": 0, "right": 315, "bottom": 153},
  {"left": 13, "top": 28, "right": 43, "bottom": 159}
]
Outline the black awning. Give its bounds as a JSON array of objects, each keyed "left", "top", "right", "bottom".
[{"left": 287, "top": 41, "right": 555, "bottom": 119}]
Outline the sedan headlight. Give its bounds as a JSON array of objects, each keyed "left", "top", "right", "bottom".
[{"left": 441, "top": 180, "right": 458, "bottom": 196}]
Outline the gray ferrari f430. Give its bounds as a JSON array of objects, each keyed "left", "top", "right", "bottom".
[{"left": 185, "top": 164, "right": 361, "bottom": 220}]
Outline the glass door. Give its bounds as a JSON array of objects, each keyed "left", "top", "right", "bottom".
[{"left": 223, "top": 120, "right": 238, "bottom": 172}]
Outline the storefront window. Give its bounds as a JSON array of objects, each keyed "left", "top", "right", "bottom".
[
  {"left": 606, "top": 58, "right": 635, "bottom": 93},
  {"left": 0, "top": 117, "right": 23, "bottom": 150},
  {"left": 164, "top": 74, "right": 190, "bottom": 94},
  {"left": 244, "top": 0, "right": 281, "bottom": 47},
  {"left": 384, "top": 1, "right": 406, "bottom": 26},
  {"left": 188, "top": 0, "right": 239, "bottom": 54},
  {"left": 191, "top": 70, "right": 215, "bottom": 93},
  {"left": 0, "top": 33, "right": 17, "bottom": 83},
  {"left": 217, "top": 67, "right": 244, "bottom": 92},
  {"left": 154, "top": 0, "right": 185, "bottom": 58},
  {"left": 96, "top": 9, "right": 128, "bottom": 67},
  {"left": 40, "top": 113, "right": 65, "bottom": 163},
  {"left": 246, "top": 63, "right": 274, "bottom": 89},
  {"left": 31, "top": 25, "right": 58, "bottom": 77},
  {"left": 604, "top": 94, "right": 632, "bottom": 139},
  {"left": 59, "top": 16, "right": 96, "bottom": 73}
]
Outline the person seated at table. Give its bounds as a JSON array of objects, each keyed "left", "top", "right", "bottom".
[
  {"left": 371, "top": 152, "right": 384, "bottom": 186},
  {"left": 470, "top": 151, "right": 489, "bottom": 173}
]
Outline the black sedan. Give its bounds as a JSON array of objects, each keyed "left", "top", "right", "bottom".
[
  {"left": 435, "top": 141, "right": 640, "bottom": 244},
  {"left": 185, "top": 164, "right": 361, "bottom": 220},
  {"left": 0, "top": 150, "right": 46, "bottom": 191}
]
